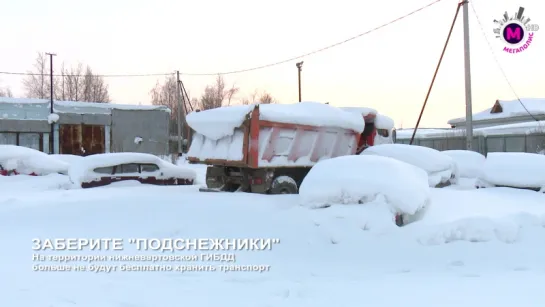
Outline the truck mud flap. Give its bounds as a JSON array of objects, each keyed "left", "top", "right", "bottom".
[
  {"left": 199, "top": 187, "right": 225, "bottom": 192},
  {"left": 198, "top": 185, "right": 248, "bottom": 193}
]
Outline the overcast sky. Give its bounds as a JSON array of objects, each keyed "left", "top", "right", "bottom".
[{"left": 1, "top": 0, "right": 543, "bottom": 128}]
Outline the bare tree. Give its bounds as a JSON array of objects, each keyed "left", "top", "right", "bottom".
[
  {"left": 22, "top": 53, "right": 110, "bottom": 102},
  {"left": 81, "top": 66, "right": 109, "bottom": 102},
  {"left": 198, "top": 74, "right": 239, "bottom": 110},
  {"left": 62, "top": 63, "right": 84, "bottom": 101},
  {"left": 241, "top": 89, "right": 277, "bottom": 105},
  {"left": 22, "top": 52, "right": 49, "bottom": 99},
  {"left": 240, "top": 89, "right": 259, "bottom": 105},
  {"left": 60, "top": 64, "right": 109, "bottom": 103},
  {"left": 257, "top": 91, "right": 277, "bottom": 104},
  {"left": 0, "top": 87, "right": 13, "bottom": 97},
  {"left": 150, "top": 74, "right": 179, "bottom": 115}
]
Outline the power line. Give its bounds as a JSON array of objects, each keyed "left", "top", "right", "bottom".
[
  {"left": 469, "top": 1, "right": 540, "bottom": 122},
  {"left": 179, "top": 0, "right": 445, "bottom": 76},
  {"left": 0, "top": 0, "right": 444, "bottom": 78},
  {"left": 0, "top": 71, "right": 174, "bottom": 78}
]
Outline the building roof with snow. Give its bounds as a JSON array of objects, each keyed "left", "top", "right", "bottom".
[
  {"left": 448, "top": 98, "right": 545, "bottom": 128},
  {"left": 0, "top": 97, "right": 170, "bottom": 121}
]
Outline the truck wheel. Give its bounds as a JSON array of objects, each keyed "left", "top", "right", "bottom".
[{"left": 269, "top": 175, "right": 298, "bottom": 194}]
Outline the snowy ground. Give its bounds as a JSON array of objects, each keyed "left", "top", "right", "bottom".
[{"left": 1, "top": 164, "right": 545, "bottom": 307}]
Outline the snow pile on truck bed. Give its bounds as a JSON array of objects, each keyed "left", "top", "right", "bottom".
[
  {"left": 476, "top": 152, "right": 545, "bottom": 190},
  {"left": 442, "top": 150, "right": 485, "bottom": 178},
  {"left": 339, "top": 107, "right": 394, "bottom": 129},
  {"left": 187, "top": 130, "right": 245, "bottom": 161},
  {"left": 299, "top": 155, "right": 431, "bottom": 215},
  {"left": 186, "top": 105, "right": 254, "bottom": 140},
  {"left": 361, "top": 144, "right": 458, "bottom": 187},
  {"left": 186, "top": 102, "right": 365, "bottom": 140},
  {"left": 374, "top": 114, "right": 395, "bottom": 130},
  {"left": 339, "top": 106, "right": 377, "bottom": 116},
  {"left": 0, "top": 145, "right": 69, "bottom": 175},
  {"left": 259, "top": 102, "right": 365, "bottom": 133},
  {"left": 68, "top": 152, "right": 196, "bottom": 186}
]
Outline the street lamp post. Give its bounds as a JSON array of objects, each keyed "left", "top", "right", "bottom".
[{"left": 296, "top": 61, "right": 303, "bottom": 102}]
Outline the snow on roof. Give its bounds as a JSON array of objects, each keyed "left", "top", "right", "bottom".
[
  {"left": 397, "top": 121, "right": 545, "bottom": 139},
  {"left": 187, "top": 102, "right": 366, "bottom": 140},
  {"left": 0, "top": 97, "right": 171, "bottom": 114},
  {"left": 396, "top": 128, "right": 453, "bottom": 139},
  {"left": 448, "top": 98, "right": 545, "bottom": 125}
]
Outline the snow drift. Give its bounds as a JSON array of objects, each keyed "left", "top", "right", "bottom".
[
  {"left": 0, "top": 145, "right": 69, "bottom": 175},
  {"left": 442, "top": 150, "right": 485, "bottom": 178},
  {"left": 299, "top": 155, "right": 431, "bottom": 216},
  {"left": 476, "top": 152, "right": 545, "bottom": 191},
  {"left": 361, "top": 144, "right": 458, "bottom": 187}
]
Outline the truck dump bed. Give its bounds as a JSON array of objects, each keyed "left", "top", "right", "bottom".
[{"left": 187, "top": 102, "right": 366, "bottom": 168}]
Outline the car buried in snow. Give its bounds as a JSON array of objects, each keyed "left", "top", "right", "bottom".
[
  {"left": 0, "top": 145, "right": 70, "bottom": 176},
  {"left": 67, "top": 153, "right": 197, "bottom": 188}
]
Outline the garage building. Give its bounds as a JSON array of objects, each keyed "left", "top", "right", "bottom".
[{"left": 0, "top": 97, "right": 170, "bottom": 156}]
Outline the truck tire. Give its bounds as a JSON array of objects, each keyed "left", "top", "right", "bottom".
[{"left": 269, "top": 175, "right": 298, "bottom": 194}]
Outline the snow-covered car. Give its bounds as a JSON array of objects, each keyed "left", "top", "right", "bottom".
[
  {"left": 299, "top": 155, "right": 431, "bottom": 227},
  {"left": 360, "top": 144, "right": 459, "bottom": 187},
  {"left": 441, "top": 150, "right": 485, "bottom": 178},
  {"left": 476, "top": 152, "right": 545, "bottom": 192},
  {"left": 0, "top": 145, "right": 70, "bottom": 176},
  {"left": 68, "top": 152, "right": 197, "bottom": 188},
  {"left": 50, "top": 154, "right": 84, "bottom": 165}
]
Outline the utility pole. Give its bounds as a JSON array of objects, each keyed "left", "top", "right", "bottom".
[
  {"left": 462, "top": 0, "right": 473, "bottom": 150},
  {"left": 175, "top": 71, "right": 183, "bottom": 156},
  {"left": 296, "top": 61, "right": 303, "bottom": 102},
  {"left": 46, "top": 53, "right": 56, "bottom": 153}
]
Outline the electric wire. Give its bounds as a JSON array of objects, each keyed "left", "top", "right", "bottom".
[
  {"left": 178, "top": 0, "right": 445, "bottom": 76},
  {"left": 0, "top": 0, "right": 444, "bottom": 78}
]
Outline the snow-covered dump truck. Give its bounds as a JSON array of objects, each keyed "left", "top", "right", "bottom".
[{"left": 186, "top": 102, "right": 395, "bottom": 194}]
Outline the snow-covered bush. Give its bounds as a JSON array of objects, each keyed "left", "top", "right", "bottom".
[
  {"left": 442, "top": 150, "right": 485, "bottom": 178},
  {"left": 476, "top": 152, "right": 545, "bottom": 191},
  {"left": 299, "top": 155, "right": 431, "bottom": 217},
  {"left": 360, "top": 144, "right": 458, "bottom": 187}
]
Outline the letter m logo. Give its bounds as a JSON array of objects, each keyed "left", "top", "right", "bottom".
[{"left": 506, "top": 26, "right": 521, "bottom": 40}]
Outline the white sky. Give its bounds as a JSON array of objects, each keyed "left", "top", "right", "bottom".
[{"left": 1, "top": 0, "right": 543, "bottom": 128}]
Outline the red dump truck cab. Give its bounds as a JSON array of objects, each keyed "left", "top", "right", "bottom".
[{"left": 186, "top": 102, "right": 395, "bottom": 194}]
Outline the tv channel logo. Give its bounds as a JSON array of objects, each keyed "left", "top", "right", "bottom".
[{"left": 493, "top": 6, "right": 539, "bottom": 54}]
